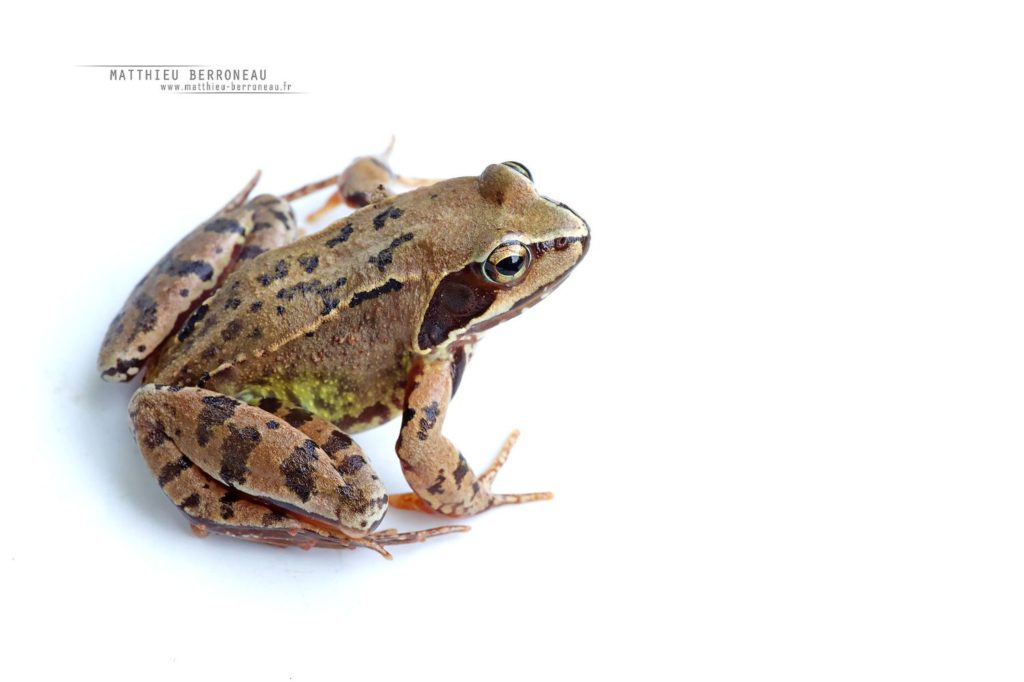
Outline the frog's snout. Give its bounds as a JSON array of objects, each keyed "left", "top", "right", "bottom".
[
  {"left": 577, "top": 213, "right": 591, "bottom": 258},
  {"left": 555, "top": 200, "right": 590, "bottom": 258}
]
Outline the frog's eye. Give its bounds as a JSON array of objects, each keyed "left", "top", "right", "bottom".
[
  {"left": 483, "top": 241, "right": 532, "bottom": 284},
  {"left": 501, "top": 161, "right": 533, "bottom": 182}
]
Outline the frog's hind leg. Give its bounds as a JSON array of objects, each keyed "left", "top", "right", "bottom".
[
  {"left": 129, "top": 384, "right": 467, "bottom": 555},
  {"left": 287, "top": 139, "right": 440, "bottom": 224},
  {"left": 218, "top": 170, "right": 261, "bottom": 214},
  {"left": 248, "top": 399, "right": 470, "bottom": 545},
  {"left": 98, "top": 175, "right": 302, "bottom": 383},
  {"left": 129, "top": 384, "right": 369, "bottom": 551}
]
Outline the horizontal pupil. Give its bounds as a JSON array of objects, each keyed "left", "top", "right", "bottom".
[{"left": 496, "top": 255, "right": 522, "bottom": 276}]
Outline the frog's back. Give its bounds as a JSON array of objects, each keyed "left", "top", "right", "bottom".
[
  {"left": 144, "top": 181, "right": 481, "bottom": 428},
  {"left": 134, "top": 165, "right": 586, "bottom": 430}
]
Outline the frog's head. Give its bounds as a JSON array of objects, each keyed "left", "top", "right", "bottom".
[{"left": 416, "top": 162, "right": 589, "bottom": 351}]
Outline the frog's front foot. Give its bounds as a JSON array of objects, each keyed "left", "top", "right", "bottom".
[
  {"left": 476, "top": 430, "right": 555, "bottom": 509},
  {"left": 391, "top": 427, "right": 553, "bottom": 517}
]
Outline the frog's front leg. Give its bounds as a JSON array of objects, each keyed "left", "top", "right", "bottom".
[
  {"left": 129, "top": 384, "right": 466, "bottom": 555},
  {"left": 390, "top": 357, "right": 553, "bottom": 516}
]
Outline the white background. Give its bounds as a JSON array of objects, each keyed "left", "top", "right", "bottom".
[{"left": 3, "top": 1, "right": 1023, "bottom": 680}]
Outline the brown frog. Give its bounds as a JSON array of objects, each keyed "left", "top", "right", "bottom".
[{"left": 99, "top": 152, "right": 589, "bottom": 557}]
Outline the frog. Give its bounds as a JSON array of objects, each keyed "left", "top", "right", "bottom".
[
  {"left": 98, "top": 150, "right": 589, "bottom": 558},
  {"left": 283, "top": 136, "right": 441, "bottom": 223}
]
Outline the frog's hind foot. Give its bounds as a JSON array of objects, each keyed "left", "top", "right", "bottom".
[
  {"left": 189, "top": 521, "right": 367, "bottom": 552},
  {"left": 369, "top": 524, "right": 470, "bottom": 546},
  {"left": 218, "top": 170, "right": 261, "bottom": 214},
  {"left": 187, "top": 520, "right": 468, "bottom": 557}
]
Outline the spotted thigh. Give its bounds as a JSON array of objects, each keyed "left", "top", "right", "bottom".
[
  {"left": 252, "top": 396, "right": 383, "bottom": 520},
  {"left": 129, "top": 384, "right": 388, "bottom": 538},
  {"left": 98, "top": 177, "right": 298, "bottom": 382}
]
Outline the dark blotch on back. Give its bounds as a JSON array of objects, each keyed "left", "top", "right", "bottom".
[
  {"left": 373, "top": 206, "right": 403, "bottom": 230},
  {"left": 256, "top": 260, "right": 289, "bottom": 286},
  {"left": 276, "top": 276, "right": 347, "bottom": 315},
  {"left": 325, "top": 223, "right": 354, "bottom": 247},
  {"left": 349, "top": 278, "right": 403, "bottom": 307},
  {"left": 368, "top": 233, "right": 413, "bottom": 272}
]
